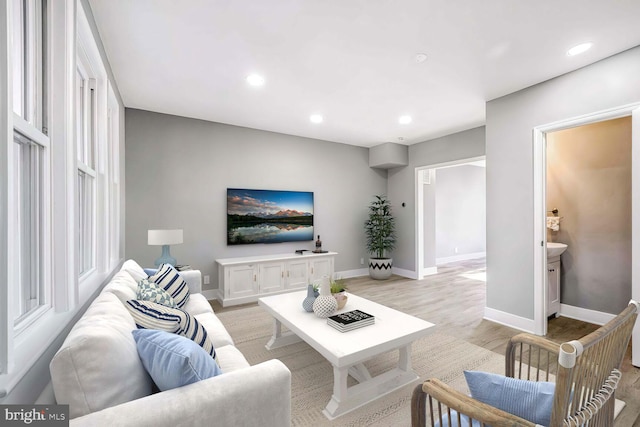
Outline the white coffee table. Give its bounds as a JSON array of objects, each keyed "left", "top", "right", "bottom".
[{"left": 258, "top": 291, "right": 435, "bottom": 419}]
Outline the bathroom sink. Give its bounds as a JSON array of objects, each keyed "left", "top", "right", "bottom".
[{"left": 547, "top": 242, "right": 568, "bottom": 258}]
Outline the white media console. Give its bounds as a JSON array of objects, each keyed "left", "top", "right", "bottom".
[{"left": 216, "top": 252, "right": 337, "bottom": 307}]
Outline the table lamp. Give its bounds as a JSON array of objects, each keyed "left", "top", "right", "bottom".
[{"left": 148, "top": 229, "right": 183, "bottom": 267}]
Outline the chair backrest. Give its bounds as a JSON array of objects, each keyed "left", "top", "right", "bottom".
[{"left": 550, "top": 301, "right": 638, "bottom": 426}]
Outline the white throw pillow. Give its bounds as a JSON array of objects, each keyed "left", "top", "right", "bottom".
[{"left": 122, "top": 259, "right": 148, "bottom": 282}]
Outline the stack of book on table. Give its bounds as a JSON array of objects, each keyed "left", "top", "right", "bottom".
[{"left": 327, "top": 310, "right": 375, "bottom": 332}]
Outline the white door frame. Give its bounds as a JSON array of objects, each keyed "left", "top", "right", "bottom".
[
  {"left": 415, "top": 155, "right": 485, "bottom": 279},
  {"left": 533, "top": 102, "right": 640, "bottom": 366}
]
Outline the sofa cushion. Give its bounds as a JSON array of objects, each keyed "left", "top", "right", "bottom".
[
  {"left": 148, "top": 264, "right": 190, "bottom": 308},
  {"left": 194, "top": 312, "right": 235, "bottom": 348},
  {"left": 122, "top": 259, "right": 148, "bottom": 282},
  {"left": 182, "top": 293, "right": 214, "bottom": 316},
  {"left": 125, "top": 300, "right": 216, "bottom": 359},
  {"left": 132, "top": 329, "right": 222, "bottom": 392},
  {"left": 215, "top": 345, "right": 250, "bottom": 373},
  {"left": 137, "top": 279, "right": 176, "bottom": 308},
  {"left": 50, "top": 292, "right": 153, "bottom": 419},
  {"left": 102, "top": 270, "right": 139, "bottom": 303}
]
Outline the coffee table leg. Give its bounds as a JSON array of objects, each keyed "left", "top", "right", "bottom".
[
  {"left": 265, "top": 317, "right": 302, "bottom": 350},
  {"left": 399, "top": 343, "right": 412, "bottom": 372},
  {"left": 322, "top": 344, "right": 420, "bottom": 420}
]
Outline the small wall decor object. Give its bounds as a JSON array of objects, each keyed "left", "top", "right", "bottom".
[
  {"left": 148, "top": 229, "right": 183, "bottom": 267},
  {"left": 313, "top": 277, "right": 337, "bottom": 318},
  {"left": 302, "top": 284, "right": 317, "bottom": 312}
]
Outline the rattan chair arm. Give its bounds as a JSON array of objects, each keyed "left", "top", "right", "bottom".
[
  {"left": 411, "top": 378, "right": 537, "bottom": 427},
  {"left": 506, "top": 333, "right": 560, "bottom": 378},
  {"left": 508, "top": 332, "right": 561, "bottom": 354}
]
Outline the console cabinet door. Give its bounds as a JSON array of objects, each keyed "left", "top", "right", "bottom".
[
  {"left": 310, "top": 257, "right": 334, "bottom": 282},
  {"left": 547, "top": 260, "right": 561, "bottom": 317},
  {"left": 260, "top": 262, "right": 285, "bottom": 293},
  {"left": 227, "top": 264, "right": 259, "bottom": 299},
  {"left": 286, "top": 259, "right": 309, "bottom": 289}
]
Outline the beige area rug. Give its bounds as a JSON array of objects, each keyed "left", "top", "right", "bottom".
[{"left": 216, "top": 305, "right": 506, "bottom": 427}]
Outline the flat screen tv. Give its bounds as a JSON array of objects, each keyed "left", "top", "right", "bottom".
[{"left": 227, "top": 188, "right": 314, "bottom": 245}]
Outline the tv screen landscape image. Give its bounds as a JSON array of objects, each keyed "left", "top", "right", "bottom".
[{"left": 227, "top": 188, "right": 314, "bottom": 245}]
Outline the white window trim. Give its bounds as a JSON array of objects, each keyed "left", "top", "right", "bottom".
[
  {"left": 11, "top": 123, "right": 53, "bottom": 336},
  {"left": 0, "top": 0, "right": 124, "bottom": 398}
]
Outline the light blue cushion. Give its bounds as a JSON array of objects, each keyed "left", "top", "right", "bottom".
[
  {"left": 132, "top": 329, "right": 222, "bottom": 391},
  {"left": 464, "top": 370, "right": 555, "bottom": 426},
  {"left": 148, "top": 264, "right": 190, "bottom": 308},
  {"left": 137, "top": 279, "right": 176, "bottom": 307},
  {"left": 143, "top": 268, "right": 158, "bottom": 276}
]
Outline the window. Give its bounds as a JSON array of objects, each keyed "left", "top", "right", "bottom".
[
  {"left": 12, "top": 131, "right": 47, "bottom": 325},
  {"left": 12, "top": 0, "right": 47, "bottom": 132},
  {"left": 10, "top": 0, "right": 50, "bottom": 331},
  {"left": 75, "top": 55, "right": 97, "bottom": 277},
  {"left": 1, "top": 0, "right": 123, "bottom": 392}
]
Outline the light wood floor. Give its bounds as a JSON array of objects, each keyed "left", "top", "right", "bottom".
[{"left": 210, "top": 258, "right": 640, "bottom": 426}]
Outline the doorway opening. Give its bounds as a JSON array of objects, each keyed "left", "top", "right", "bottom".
[
  {"left": 533, "top": 102, "right": 640, "bottom": 367},
  {"left": 545, "top": 117, "right": 631, "bottom": 322},
  {"left": 415, "top": 156, "right": 486, "bottom": 279}
]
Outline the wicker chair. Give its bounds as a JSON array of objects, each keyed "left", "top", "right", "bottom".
[{"left": 411, "top": 301, "right": 639, "bottom": 427}]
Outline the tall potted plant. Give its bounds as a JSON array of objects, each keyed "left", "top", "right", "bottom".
[{"left": 364, "top": 195, "right": 396, "bottom": 280}]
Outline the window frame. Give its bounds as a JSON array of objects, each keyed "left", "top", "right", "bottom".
[
  {"left": 0, "top": 0, "right": 124, "bottom": 395},
  {"left": 9, "top": 0, "right": 53, "bottom": 336}
]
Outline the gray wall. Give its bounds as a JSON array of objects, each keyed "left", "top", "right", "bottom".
[
  {"left": 387, "top": 127, "right": 486, "bottom": 272},
  {"left": 125, "top": 109, "right": 387, "bottom": 290},
  {"left": 547, "top": 117, "right": 632, "bottom": 314},
  {"left": 486, "top": 46, "right": 640, "bottom": 319},
  {"left": 436, "top": 165, "right": 486, "bottom": 259}
]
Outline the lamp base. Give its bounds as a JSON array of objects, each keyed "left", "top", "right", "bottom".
[{"left": 154, "top": 244, "right": 177, "bottom": 267}]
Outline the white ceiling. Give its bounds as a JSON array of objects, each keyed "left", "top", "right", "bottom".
[{"left": 88, "top": 0, "right": 640, "bottom": 148}]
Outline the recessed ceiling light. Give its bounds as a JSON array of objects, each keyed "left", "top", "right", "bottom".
[
  {"left": 246, "top": 74, "right": 265, "bottom": 86},
  {"left": 567, "top": 42, "right": 593, "bottom": 57},
  {"left": 398, "top": 115, "right": 412, "bottom": 125},
  {"left": 310, "top": 114, "right": 323, "bottom": 124},
  {"left": 415, "top": 53, "right": 427, "bottom": 63}
]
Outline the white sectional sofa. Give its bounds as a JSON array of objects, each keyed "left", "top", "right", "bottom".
[{"left": 50, "top": 260, "right": 291, "bottom": 426}]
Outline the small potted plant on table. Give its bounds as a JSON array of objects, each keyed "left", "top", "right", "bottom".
[{"left": 312, "top": 278, "right": 348, "bottom": 310}]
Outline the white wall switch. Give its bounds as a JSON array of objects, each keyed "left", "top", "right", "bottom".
[{"left": 204, "top": 275, "right": 210, "bottom": 285}]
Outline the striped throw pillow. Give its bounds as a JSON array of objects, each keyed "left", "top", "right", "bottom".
[
  {"left": 148, "top": 264, "right": 190, "bottom": 308},
  {"left": 137, "top": 279, "right": 176, "bottom": 308},
  {"left": 125, "top": 300, "right": 216, "bottom": 360}
]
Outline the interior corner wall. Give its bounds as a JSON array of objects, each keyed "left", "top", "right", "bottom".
[
  {"left": 486, "top": 45, "right": 640, "bottom": 320},
  {"left": 547, "top": 117, "right": 632, "bottom": 314},
  {"left": 124, "top": 109, "right": 387, "bottom": 291},
  {"left": 387, "top": 126, "right": 486, "bottom": 273},
  {"left": 435, "top": 165, "right": 486, "bottom": 259}
]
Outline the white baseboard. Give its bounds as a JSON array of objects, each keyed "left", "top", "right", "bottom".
[
  {"left": 436, "top": 251, "right": 486, "bottom": 266},
  {"left": 484, "top": 307, "right": 536, "bottom": 334},
  {"left": 336, "top": 268, "right": 368, "bottom": 279},
  {"left": 422, "top": 267, "right": 438, "bottom": 277},
  {"left": 560, "top": 304, "right": 615, "bottom": 326},
  {"left": 392, "top": 267, "right": 418, "bottom": 279}
]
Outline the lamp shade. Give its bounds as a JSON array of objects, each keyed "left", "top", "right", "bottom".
[{"left": 148, "top": 229, "right": 183, "bottom": 246}]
